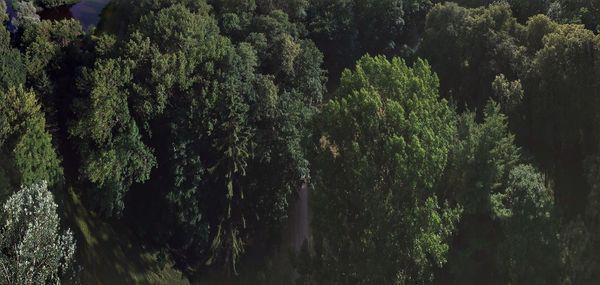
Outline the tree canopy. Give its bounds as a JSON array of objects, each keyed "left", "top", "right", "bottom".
[
  {"left": 304, "top": 55, "right": 460, "bottom": 283},
  {"left": 1, "top": 0, "right": 600, "bottom": 283},
  {"left": 0, "top": 181, "right": 75, "bottom": 284},
  {"left": 0, "top": 86, "right": 62, "bottom": 193}
]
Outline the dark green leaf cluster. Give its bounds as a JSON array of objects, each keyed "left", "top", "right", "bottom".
[{"left": 305, "top": 0, "right": 433, "bottom": 83}]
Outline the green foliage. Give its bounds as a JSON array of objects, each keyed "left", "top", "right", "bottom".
[
  {"left": 0, "top": 181, "right": 76, "bottom": 284},
  {"left": 72, "top": 59, "right": 132, "bottom": 143},
  {"left": 19, "top": 18, "right": 83, "bottom": 124},
  {"left": 451, "top": 0, "right": 551, "bottom": 22},
  {"left": 422, "top": 2, "right": 527, "bottom": 110},
  {"left": 114, "top": 0, "right": 231, "bottom": 261},
  {"left": 3, "top": 0, "right": 600, "bottom": 283},
  {"left": 420, "top": 5, "right": 600, "bottom": 217},
  {"left": 551, "top": 0, "right": 600, "bottom": 31},
  {"left": 210, "top": 0, "right": 256, "bottom": 32},
  {"left": 0, "top": 0, "right": 7, "bottom": 23},
  {"left": 21, "top": 18, "right": 83, "bottom": 50},
  {"left": 166, "top": 37, "right": 321, "bottom": 272},
  {"left": 21, "top": 19, "right": 83, "bottom": 83},
  {"left": 0, "top": 2, "right": 9, "bottom": 49},
  {"left": 494, "top": 165, "right": 560, "bottom": 284},
  {"left": 203, "top": 45, "right": 255, "bottom": 273},
  {"left": 492, "top": 74, "right": 523, "bottom": 114},
  {"left": 524, "top": 14, "right": 559, "bottom": 52},
  {"left": 136, "top": 3, "right": 222, "bottom": 56},
  {"left": 306, "top": 0, "right": 432, "bottom": 82},
  {"left": 0, "top": 29, "right": 9, "bottom": 51},
  {"left": 126, "top": 2, "right": 227, "bottom": 123},
  {"left": 65, "top": 1, "right": 326, "bottom": 274},
  {"left": 417, "top": 4, "right": 600, "bottom": 282},
  {"left": 444, "top": 101, "right": 520, "bottom": 215},
  {"left": 0, "top": 86, "right": 62, "bottom": 189},
  {"left": 71, "top": 58, "right": 156, "bottom": 215},
  {"left": 305, "top": 55, "right": 460, "bottom": 283},
  {"left": 11, "top": 1, "right": 40, "bottom": 29},
  {"left": 527, "top": 23, "right": 600, "bottom": 215},
  {"left": 442, "top": 101, "right": 519, "bottom": 283},
  {"left": 508, "top": 0, "right": 551, "bottom": 21},
  {"left": 159, "top": 0, "right": 323, "bottom": 272},
  {"left": 441, "top": 101, "right": 559, "bottom": 283},
  {"left": 0, "top": 49, "right": 26, "bottom": 92},
  {"left": 13, "top": 112, "right": 63, "bottom": 187}
]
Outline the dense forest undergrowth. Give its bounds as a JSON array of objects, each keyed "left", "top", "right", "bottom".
[{"left": 2, "top": 0, "right": 600, "bottom": 284}]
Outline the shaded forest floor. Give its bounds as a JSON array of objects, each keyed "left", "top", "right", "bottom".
[
  {"left": 61, "top": 187, "right": 298, "bottom": 284},
  {"left": 64, "top": 189, "right": 189, "bottom": 284}
]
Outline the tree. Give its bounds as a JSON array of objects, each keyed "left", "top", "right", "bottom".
[
  {"left": 550, "top": 0, "right": 600, "bottom": 31},
  {"left": 0, "top": 0, "right": 7, "bottom": 24},
  {"left": 523, "top": 14, "right": 559, "bottom": 54},
  {"left": 0, "top": 181, "right": 75, "bottom": 284},
  {"left": 421, "top": 2, "right": 527, "bottom": 111},
  {"left": 353, "top": 0, "right": 431, "bottom": 54},
  {"left": 305, "top": 0, "right": 356, "bottom": 82},
  {"left": 526, "top": 23, "right": 600, "bottom": 216},
  {"left": 450, "top": 0, "right": 551, "bottom": 22},
  {"left": 507, "top": 0, "right": 551, "bottom": 22},
  {"left": 11, "top": 1, "right": 40, "bottom": 29},
  {"left": 118, "top": 2, "right": 228, "bottom": 126},
  {"left": 0, "top": 1, "right": 10, "bottom": 48},
  {"left": 492, "top": 74, "right": 524, "bottom": 115},
  {"left": 116, "top": 0, "right": 325, "bottom": 272},
  {"left": 440, "top": 101, "right": 520, "bottom": 283},
  {"left": 20, "top": 18, "right": 82, "bottom": 106},
  {"left": 304, "top": 55, "right": 460, "bottom": 283},
  {"left": 0, "top": 49, "right": 26, "bottom": 92},
  {"left": 306, "top": 0, "right": 432, "bottom": 84},
  {"left": 0, "top": 86, "right": 62, "bottom": 190},
  {"left": 440, "top": 101, "right": 560, "bottom": 284},
  {"left": 166, "top": 38, "right": 322, "bottom": 272},
  {"left": 70, "top": 58, "right": 155, "bottom": 215},
  {"left": 494, "top": 165, "right": 560, "bottom": 284},
  {"left": 209, "top": 0, "right": 257, "bottom": 33},
  {"left": 109, "top": 0, "right": 233, "bottom": 262},
  {"left": 204, "top": 47, "right": 254, "bottom": 273}
]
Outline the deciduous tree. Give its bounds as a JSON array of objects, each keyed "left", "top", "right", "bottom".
[
  {"left": 0, "top": 181, "right": 75, "bottom": 284},
  {"left": 305, "top": 55, "right": 460, "bottom": 284}
]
